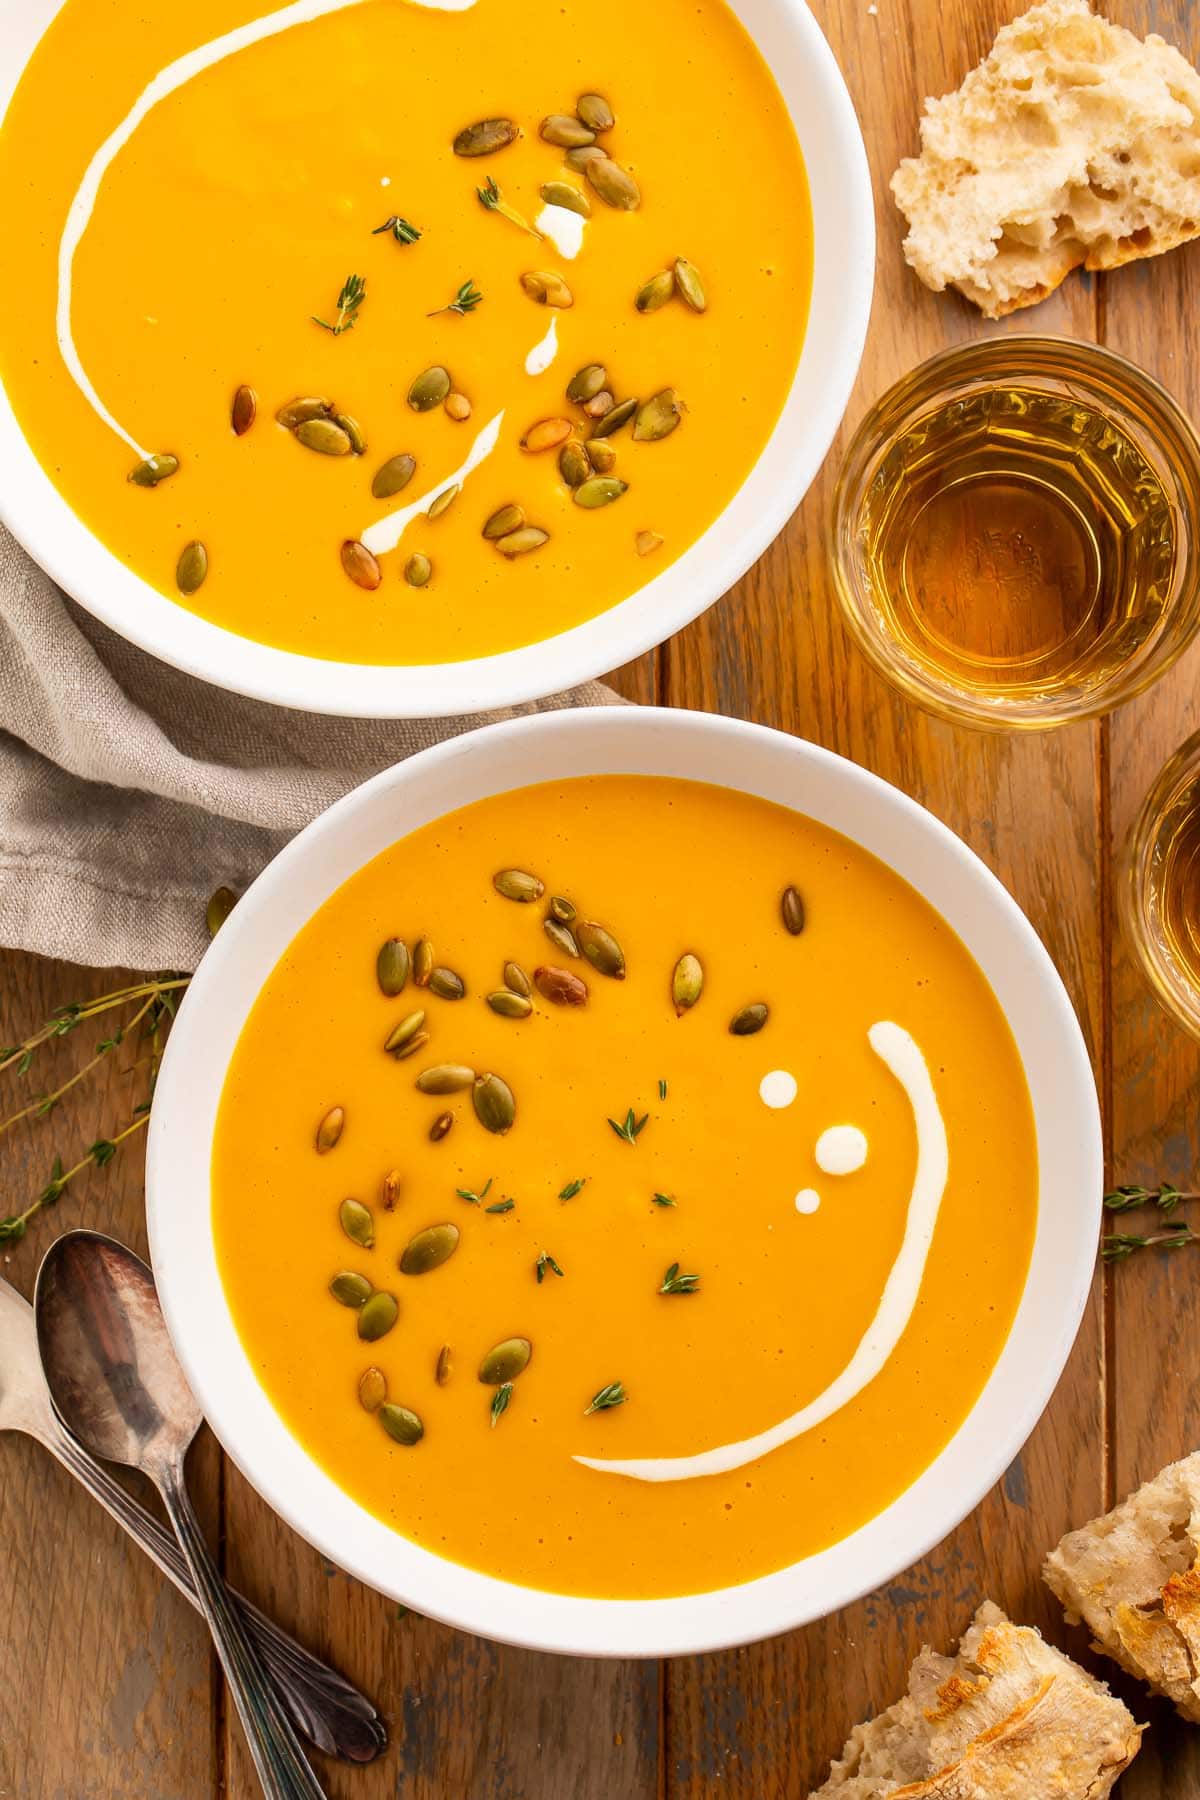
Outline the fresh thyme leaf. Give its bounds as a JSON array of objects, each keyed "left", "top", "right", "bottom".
[
  {"left": 456, "top": 1177, "right": 494, "bottom": 1205},
  {"left": 608, "top": 1107, "right": 648, "bottom": 1146},
  {"left": 535, "top": 1252, "right": 564, "bottom": 1283},
  {"left": 0, "top": 1215, "right": 26, "bottom": 1242},
  {"left": 428, "top": 278, "right": 483, "bottom": 318},
  {"left": 476, "top": 176, "right": 542, "bottom": 240},
  {"left": 558, "top": 1178, "right": 586, "bottom": 1200},
  {"left": 651, "top": 1192, "right": 676, "bottom": 1208},
  {"left": 1102, "top": 1226, "right": 1200, "bottom": 1261},
  {"left": 16, "top": 1051, "right": 32, "bottom": 1076},
  {"left": 372, "top": 214, "right": 421, "bottom": 245},
  {"left": 312, "top": 272, "right": 366, "bottom": 335},
  {"left": 490, "top": 1381, "right": 513, "bottom": 1427},
  {"left": 485, "top": 1197, "right": 515, "bottom": 1214},
  {"left": 659, "top": 1261, "right": 700, "bottom": 1295},
  {"left": 584, "top": 1380, "right": 627, "bottom": 1415},
  {"left": 658, "top": 1079, "right": 668, "bottom": 1101},
  {"left": 89, "top": 1138, "right": 117, "bottom": 1169},
  {"left": 1104, "top": 1181, "right": 1190, "bottom": 1214}
]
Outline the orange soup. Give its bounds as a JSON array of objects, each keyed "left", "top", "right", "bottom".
[
  {"left": 0, "top": 0, "right": 811, "bottom": 663},
  {"left": 212, "top": 776, "right": 1038, "bottom": 1599}
]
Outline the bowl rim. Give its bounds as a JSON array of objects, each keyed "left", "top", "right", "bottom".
[
  {"left": 146, "top": 705, "right": 1101, "bottom": 1658},
  {"left": 0, "top": 0, "right": 874, "bottom": 719}
]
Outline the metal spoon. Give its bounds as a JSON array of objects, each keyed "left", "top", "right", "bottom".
[
  {"left": 36, "top": 1231, "right": 329, "bottom": 1800},
  {"left": 0, "top": 1271, "right": 385, "bottom": 1763}
]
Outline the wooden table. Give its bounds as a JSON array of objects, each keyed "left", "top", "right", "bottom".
[{"left": 4, "top": 0, "right": 1200, "bottom": 1792}]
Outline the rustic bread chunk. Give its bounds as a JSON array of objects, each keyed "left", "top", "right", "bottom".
[
  {"left": 1044, "top": 1449, "right": 1200, "bottom": 1721},
  {"left": 891, "top": 0, "right": 1200, "bottom": 317},
  {"left": 810, "top": 1600, "right": 1141, "bottom": 1797}
]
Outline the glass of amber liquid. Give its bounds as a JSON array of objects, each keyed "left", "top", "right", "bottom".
[
  {"left": 1123, "top": 734, "right": 1200, "bottom": 1040},
  {"left": 832, "top": 338, "right": 1200, "bottom": 730}
]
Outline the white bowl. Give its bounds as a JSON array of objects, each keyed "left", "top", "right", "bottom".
[
  {"left": 147, "top": 707, "right": 1101, "bottom": 1657},
  {"left": 0, "top": 0, "right": 872, "bottom": 720}
]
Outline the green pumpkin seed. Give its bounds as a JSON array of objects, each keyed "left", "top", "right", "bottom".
[
  {"left": 540, "top": 113, "right": 596, "bottom": 148},
  {"left": 576, "top": 920, "right": 625, "bottom": 979},
  {"left": 316, "top": 1106, "right": 345, "bottom": 1153},
  {"left": 636, "top": 270, "right": 675, "bottom": 313},
  {"left": 478, "top": 1336, "right": 532, "bottom": 1384},
  {"left": 358, "top": 1366, "right": 387, "bottom": 1412},
  {"left": 341, "top": 539, "right": 382, "bottom": 590},
  {"left": 585, "top": 156, "right": 641, "bottom": 211},
  {"left": 520, "top": 270, "right": 574, "bottom": 308},
  {"left": 376, "top": 938, "right": 410, "bottom": 996},
  {"left": 453, "top": 117, "right": 518, "bottom": 157},
  {"left": 672, "top": 952, "right": 703, "bottom": 1014},
  {"left": 384, "top": 1010, "right": 426, "bottom": 1055},
  {"left": 231, "top": 386, "right": 257, "bottom": 436},
  {"left": 426, "top": 484, "right": 460, "bottom": 522},
  {"left": 567, "top": 363, "right": 608, "bottom": 404},
  {"left": 574, "top": 475, "right": 628, "bottom": 509},
  {"left": 175, "top": 541, "right": 208, "bottom": 596},
  {"left": 206, "top": 886, "right": 237, "bottom": 937},
  {"left": 429, "top": 966, "right": 466, "bottom": 1001},
  {"left": 534, "top": 964, "right": 589, "bottom": 1006},
  {"left": 487, "top": 989, "right": 533, "bottom": 1019},
  {"left": 590, "top": 397, "right": 637, "bottom": 439},
  {"left": 576, "top": 92, "right": 615, "bottom": 132},
  {"left": 503, "top": 961, "right": 532, "bottom": 998},
  {"left": 404, "top": 553, "right": 432, "bottom": 588},
  {"left": 730, "top": 1003, "right": 769, "bottom": 1036},
  {"left": 430, "top": 1112, "right": 454, "bottom": 1143},
  {"left": 540, "top": 181, "right": 591, "bottom": 218},
  {"left": 334, "top": 411, "right": 367, "bottom": 455},
  {"left": 379, "top": 1402, "right": 424, "bottom": 1445},
  {"left": 391, "top": 1029, "right": 430, "bottom": 1061},
  {"left": 339, "top": 1198, "right": 375, "bottom": 1249},
  {"left": 549, "top": 895, "right": 577, "bottom": 925},
  {"left": 634, "top": 389, "right": 683, "bottom": 442},
  {"left": 494, "top": 868, "right": 545, "bottom": 903},
  {"left": 382, "top": 1169, "right": 402, "bottom": 1210},
  {"left": 413, "top": 938, "right": 434, "bottom": 986},
  {"left": 408, "top": 366, "right": 452, "bottom": 412},
  {"left": 276, "top": 396, "right": 332, "bottom": 428},
  {"left": 400, "top": 1221, "right": 461, "bottom": 1275},
  {"left": 781, "top": 886, "right": 806, "bottom": 935},
  {"left": 416, "top": 1064, "right": 475, "bottom": 1095},
  {"left": 559, "top": 441, "right": 590, "bottom": 488},
  {"left": 372, "top": 453, "right": 416, "bottom": 500},
  {"left": 496, "top": 526, "right": 549, "bottom": 557},
  {"left": 330, "top": 1271, "right": 372, "bottom": 1307},
  {"left": 473, "top": 1072, "right": 516, "bottom": 1134},
  {"left": 435, "top": 1344, "right": 453, "bottom": 1384},
  {"left": 128, "top": 452, "right": 179, "bottom": 488},
  {"left": 544, "top": 917, "right": 579, "bottom": 957},
  {"left": 483, "top": 502, "right": 524, "bottom": 540},
  {"left": 296, "top": 417, "right": 353, "bottom": 456},
  {"left": 586, "top": 439, "right": 617, "bottom": 474},
  {"left": 357, "top": 1291, "right": 399, "bottom": 1341},
  {"left": 674, "top": 257, "right": 707, "bottom": 312},
  {"left": 565, "top": 145, "right": 606, "bottom": 173}
]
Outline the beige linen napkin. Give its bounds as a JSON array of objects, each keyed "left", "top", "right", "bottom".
[{"left": 0, "top": 523, "right": 618, "bottom": 973}]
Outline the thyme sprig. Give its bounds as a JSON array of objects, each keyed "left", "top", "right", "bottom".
[
  {"left": 1103, "top": 1224, "right": 1200, "bottom": 1262},
  {"left": 535, "top": 1252, "right": 564, "bottom": 1283},
  {"left": 456, "top": 1177, "right": 493, "bottom": 1205},
  {"left": 585, "top": 1381, "right": 627, "bottom": 1415},
  {"left": 558, "top": 1178, "right": 586, "bottom": 1200},
  {"left": 476, "top": 177, "right": 542, "bottom": 240},
  {"left": 490, "top": 1382, "right": 513, "bottom": 1428},
  {"left": 1104, "top": 1182, "right": 1191, "bottom": 1214},
  {"left": 428, "top": 279, "right": 482, "bottom": 318},
  {"left": 608, "top": 1107, "right": 648, "bottom": 1146},
  {"left": 1100, "top": 1180, "right": 1200, "bottom": 1261},
  {"left": 313, "top": 273, "right": 366, "bottom": 335},
  {"left": 372, "top": 215, "right": 421, "bottom": 245},
  {"left": 659, "top": 1261, "right": 700, "bottom": 1295}
]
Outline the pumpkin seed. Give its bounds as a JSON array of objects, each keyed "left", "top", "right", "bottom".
[
  {"left": 543, "top": 917, "right": 580, "bottom": 957},
  {"left": 231, "top": 385, "right": 257, "bottom": 436},
  {"left": 478, "top": 1336, "right": 532, "bottom": 1384},
  {"left": 429, "top": 966, "right": 466, "bottom": 1001},
  {"left": 382, "top": 1169, "right": 402, "bottom": 1210},
  {"left": 674, "top": 257, "right": 707, "bottom": 312},
  {"left": 297, "top": 417, "right": 353, "bottom": 456},
  {"left": 540, "top": 113, "right": 596, "bottom": 149},
  {"left": 276, "top": 396, "right": 332, "bottom": 428},
  {"left": 341, "top": 539, "right": 382, "bottom": 590},
  {"left": 583, "top": 390, "right": 614, "bottom": 420},
  {"left": 636, "top": 529, "right": 664, "bottom": 556},
  {"left": 503, "top": 961, "right": 532, "bottom": 998},
  {"left": 391, "top": 1029, "right": 430, "bottom": 1061},
  {"left": 372, "top": 453, "right": 416, "bottom": 500},
  {"left": 567, "top": 363, "right": 608, "bottom": 404},
  {"left": 634, "top": 389, "right": 683, "bottom": 442},
  {"left": 384, "top": 1010, "right": 426, "bottom": 1055},
  {"left": 487, "top": 989, "right": 533, "bottom": 1019},
  {"left": 540, "top": 181, "right": 591, "bottom": 218},
  {"left": 316, "top": 1106, "right": 345, "bottom": 1153},
  {"left": 534, "top": 964, "right": 588, "bottom": 1006},
  {"left": 453, "top": 117, "right": 518, "bottom": 157},
  {"left": 586, "top": 439, "right": 617, "bottom": 474},
  {"left": 483, "top": 502, "right": 524, "bottom": 540},
  {"left": 176, "top": 541, "right": 208, "bottom": 596},
  {"left": 340, "top": 1198, "right": 375, "bottom": 1249},
  {"left": 576, "top": 92, "right": 615, "bottom": 132},
  {"left": 416, "top": 1064, "right": 475, "bottom": 1094},
  {"left": 473, "top": 1072, "right": 516, "bottom": 1134},
  {"left": 334, "top": 411, "right": 367, "bottom": 455},
  {"left": 520, "top": 270, "right": 574, "bottom": 308},
  {"left": 430, "top": 1112, "right": 454, "bottom": 1143},
  {"left": 128, "top": 452, "right": 179, "bottom": 487},
  {"left": 636, "top": 270, "right": 675, "bottom": 313},
  {"left": 358, "top": 1366, "right": 387, "bottom": 1412},
  {"left": 206, "top": 886, "right": 237, "bottom": 937},
  {"left": 494, "top": 522, "right": 547, "bottom": 554},
  {"left": 408, "top": 366, "right": 451, "bottom": 412},
  {"left": 400, "top": 1221, "right": 461, "bottom": 1275},
  {"left": 357, "top": 1291, "right": 399, "bottom": 1341},
  {"left": 590, "top": 397, "right": 637, "bottom": 438},
  {"left": 565, "top": 144, "right": 606, "bottom": 173},
  {"left": 426, "top": 484, "right": 460, "bottom": 521},
  {"left": 672, "top": 952, "right": 703, "bottom": 1014},
  {"left": 549, "top": 895, "right": 577, "bottom": 924},
  {"left": 404, "top": 553, "right": 433, "bottom": 588},
  {"left": 576, "top": 920, "right": 626, "bottom": 979},
  {"left": 444, "top": 392, "right": 472, "bottom": 422},
  {"left": 521, "top": 417, "right": 573, "bottom": 453},
  {"left": 586, "top": 156, "right": 641, "bottom": 210},
  {"left": 730, "top": 1003, "right": 769, "bottom": 1036},
  {"left": 435, "top": 1344, "right": 453, "bottom": 1385},
  {"left": 379, "top": 1403, "right": 424, "bottom": 1445},
  {"left": 494, "top": 868, "right": 544, "bottom": 903},
  {"left": 781, "top": 885, "right": 806, "bottom": 935},
  {"left": 574, "top": 475, "right": 628, "bottom": 509},
  {"left": 413, "top": 938, "right": 434, "bottom": 986},
  {"left": 330, "top": 1271, "right": 372, "bottom": 1307},
  {"left": 559, "top": 441, "right": 590, "bottom": 487},
  {"left": 376, "top": 938, "right": 410, "bottom": 996}
]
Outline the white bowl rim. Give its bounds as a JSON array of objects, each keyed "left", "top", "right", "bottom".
[{"left": 146, "top": 706, "right": 1101, "bottom": 1658}]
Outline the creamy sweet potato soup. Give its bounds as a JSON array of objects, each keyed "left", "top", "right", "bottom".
[
  {"left": 212, "top": 776, "right": 1038, "bottom": 1599},
  {"left": 0, "top": 0, "right": 811, "bottom": 664}
]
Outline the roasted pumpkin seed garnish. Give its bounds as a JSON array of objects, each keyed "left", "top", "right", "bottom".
[
  {"left": 672, "top": 952, "right": 703, "bottom": 1014},
  {"left": 316, "top": 1105, "right": 345, "bottom": 1153},
  {"left": 589, "top": 397, "right": 637, "bottom": 438},
  {"left": 231, "top": 385, "right": 257, "bottom": 436},
  {"left": 453, "top": 117, "right": 518, "bottom": 157},
  {"left": 379, "top": 1402, "right": 424, "bottom": 1445},
  {"left": 635, "top": 270, "right": 675, "bottom": 313},
  {"left": 543, "top": 917, "right": 580, "bottom": 957},
  {"left": 585, "top": 156, "right": 641, "bottom": 211},
  {"left": 534, "top": 964, "right": 588, "bottom": 1006},
  {"left": 384, "top": 1010, "right": 426, "bottom": 1055},
  {"left": 128, "top": 452, "right": 179, "bottom": 488},
  {"left": 549, "top": 895, "right": 577, "bottom": 925},
  {"left": 435, "top": 1343, "right": 453, "bottom": 1385},
  {"left": 559, "top": 440, "right": 590, "bottom": 487},
  {"left": 483, "top": 502, "right": 525, "bottom": 540},
  {"left": 425, "top": 484, "right": 460, "bottom": 522},
  {"left": 330, "top": 1271, "right": 372, "bottom": 1307},
  {"left": 576, "top": 920, "right": 625, "bottom": 978},
  {"left": 634, "top": 389, "right": 683, "bottom": 442},
  {"left": 479, "top": 1336, "right": 532, "bottom": 1384},
  {"left": 429, "top": 966, "right": 466, "bottom": 1001},
  {"left": 430, "top": 1111, "right": 454, "bottom": 1143},
  {"left": 487, "top": 989, "right": 533, "bottom": 1019},
  {"left": 408, "top": 365, "right": 452, "bottom": 412},
  {"left": 391, "top": 1029, "right": 430, "bottom": 1061},
  {"left": 176, "top": 541, "right": 208, "bottom": 596},
  {"left": 567, "top": 363, "right": 608, "bottom": 404},
  {"left": 504, "top": 961, "right": 532, "bottom": 998},
  {"left": 674, "top": 257, "right": 707, "bottom": 312},
  {"left": 494, "top": 868, "right": 544, "bottom": 903},
  {"left": 334, "top": 411, "right": 367, "bottom": 455},
  {"left": 404, "top": 553, "right": 433, "bottom": 588},
  {"left": 297, "top": 417, "right": 353, "bottom": 456},
  {"left": 339, "top": 1197, "right": 375, "bottom": 1249},
  {"left": 730, "top": 1003, "right": 769, "bottom": 1036},
  {"left": 382, "top": 1169, "right": 403, "bottom": 1210},
  {"left": 276, "top": 396, "right": 332, "bottom": 428},
  {"left": 520, "top": 270, "right": 574, "bottom": 308},
  {"left": 540, "top": 181, "right": 591, "bottom": 218},
  {"left": 372, "top": 453, "right": 416, "bottom": 500},
  {"left": 358, "top": 1366, "right": 387, "bottom": 1413},
  {"left": 376, "top": 938, "right": 410, "bottom": 996},
  {"left": 521, "top": 417, "right": 573, "bottom": 454},
  {"left": 413, "top": 938, "right": 434, "bottom": 986},
  {"left": 473, "top": 1071, "right": 516, "bottom": 1134},
  {"left": 586, "top": 439, "right": 617, "bottom": 474},
  {"left": 565, "top": 144, "right": 606, "bottom": 173},
  {"left": 781, "top": 885, "right": 806, "bottom": 935},
  {"left": 576, "top": 92, "right": 615, "bottom": 132},
  {"left": 399, "top": 1221, "right": 460, "bottom": 1275},
  {"left": 357, "top": 1291, "right": 399, "bottom": 1341},
  {"left": 540, "top": 113, "right": 596, "bottom": 149},
  {"left": 583, "top": 390, "right": 614, "bottom": 420},
  {"left": 416, "top": 1064, "right": 476, "bottom": 1094},
  {"left": 496, "top": 526, "right": 550, "bottom": 557},
  {"left": 574, "top": 475, "right": 628, "bottom": 509},
  {"left": 445, "top": 391, "right": 472, "bottom": 422},
  {"left": 341, "top": 539, "right": 382, "bottom": 590}
]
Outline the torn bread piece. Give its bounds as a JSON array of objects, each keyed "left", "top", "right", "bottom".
[
  {"left": 810, "top": 1600, "right": 1142, "bottom": 1798},
  {"left": 891, "top": 0, "right": 1200, "bottom": 318},
  {"left": 1044, "top": 1449, "right": 1200, "bottom": 1722}
]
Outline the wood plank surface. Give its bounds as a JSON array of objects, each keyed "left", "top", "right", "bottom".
[{"left": 4, "top": 0, "right": 1200, "bottom": 1794}]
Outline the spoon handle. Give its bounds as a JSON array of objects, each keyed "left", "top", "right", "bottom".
[
  {"left": 160, "top": 1469, "right": 330, "bottom": 1800},
  {"left": 43, "top": 1423, "right": 385, "bottom": 1762}
]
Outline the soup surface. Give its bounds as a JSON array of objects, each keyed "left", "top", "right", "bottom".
[
  {"left": 212, "top": 775, "right": 1038, "bottom": 1599},
  {"left": 0, "top": 0, "right": 811, "bottom": 663}
]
